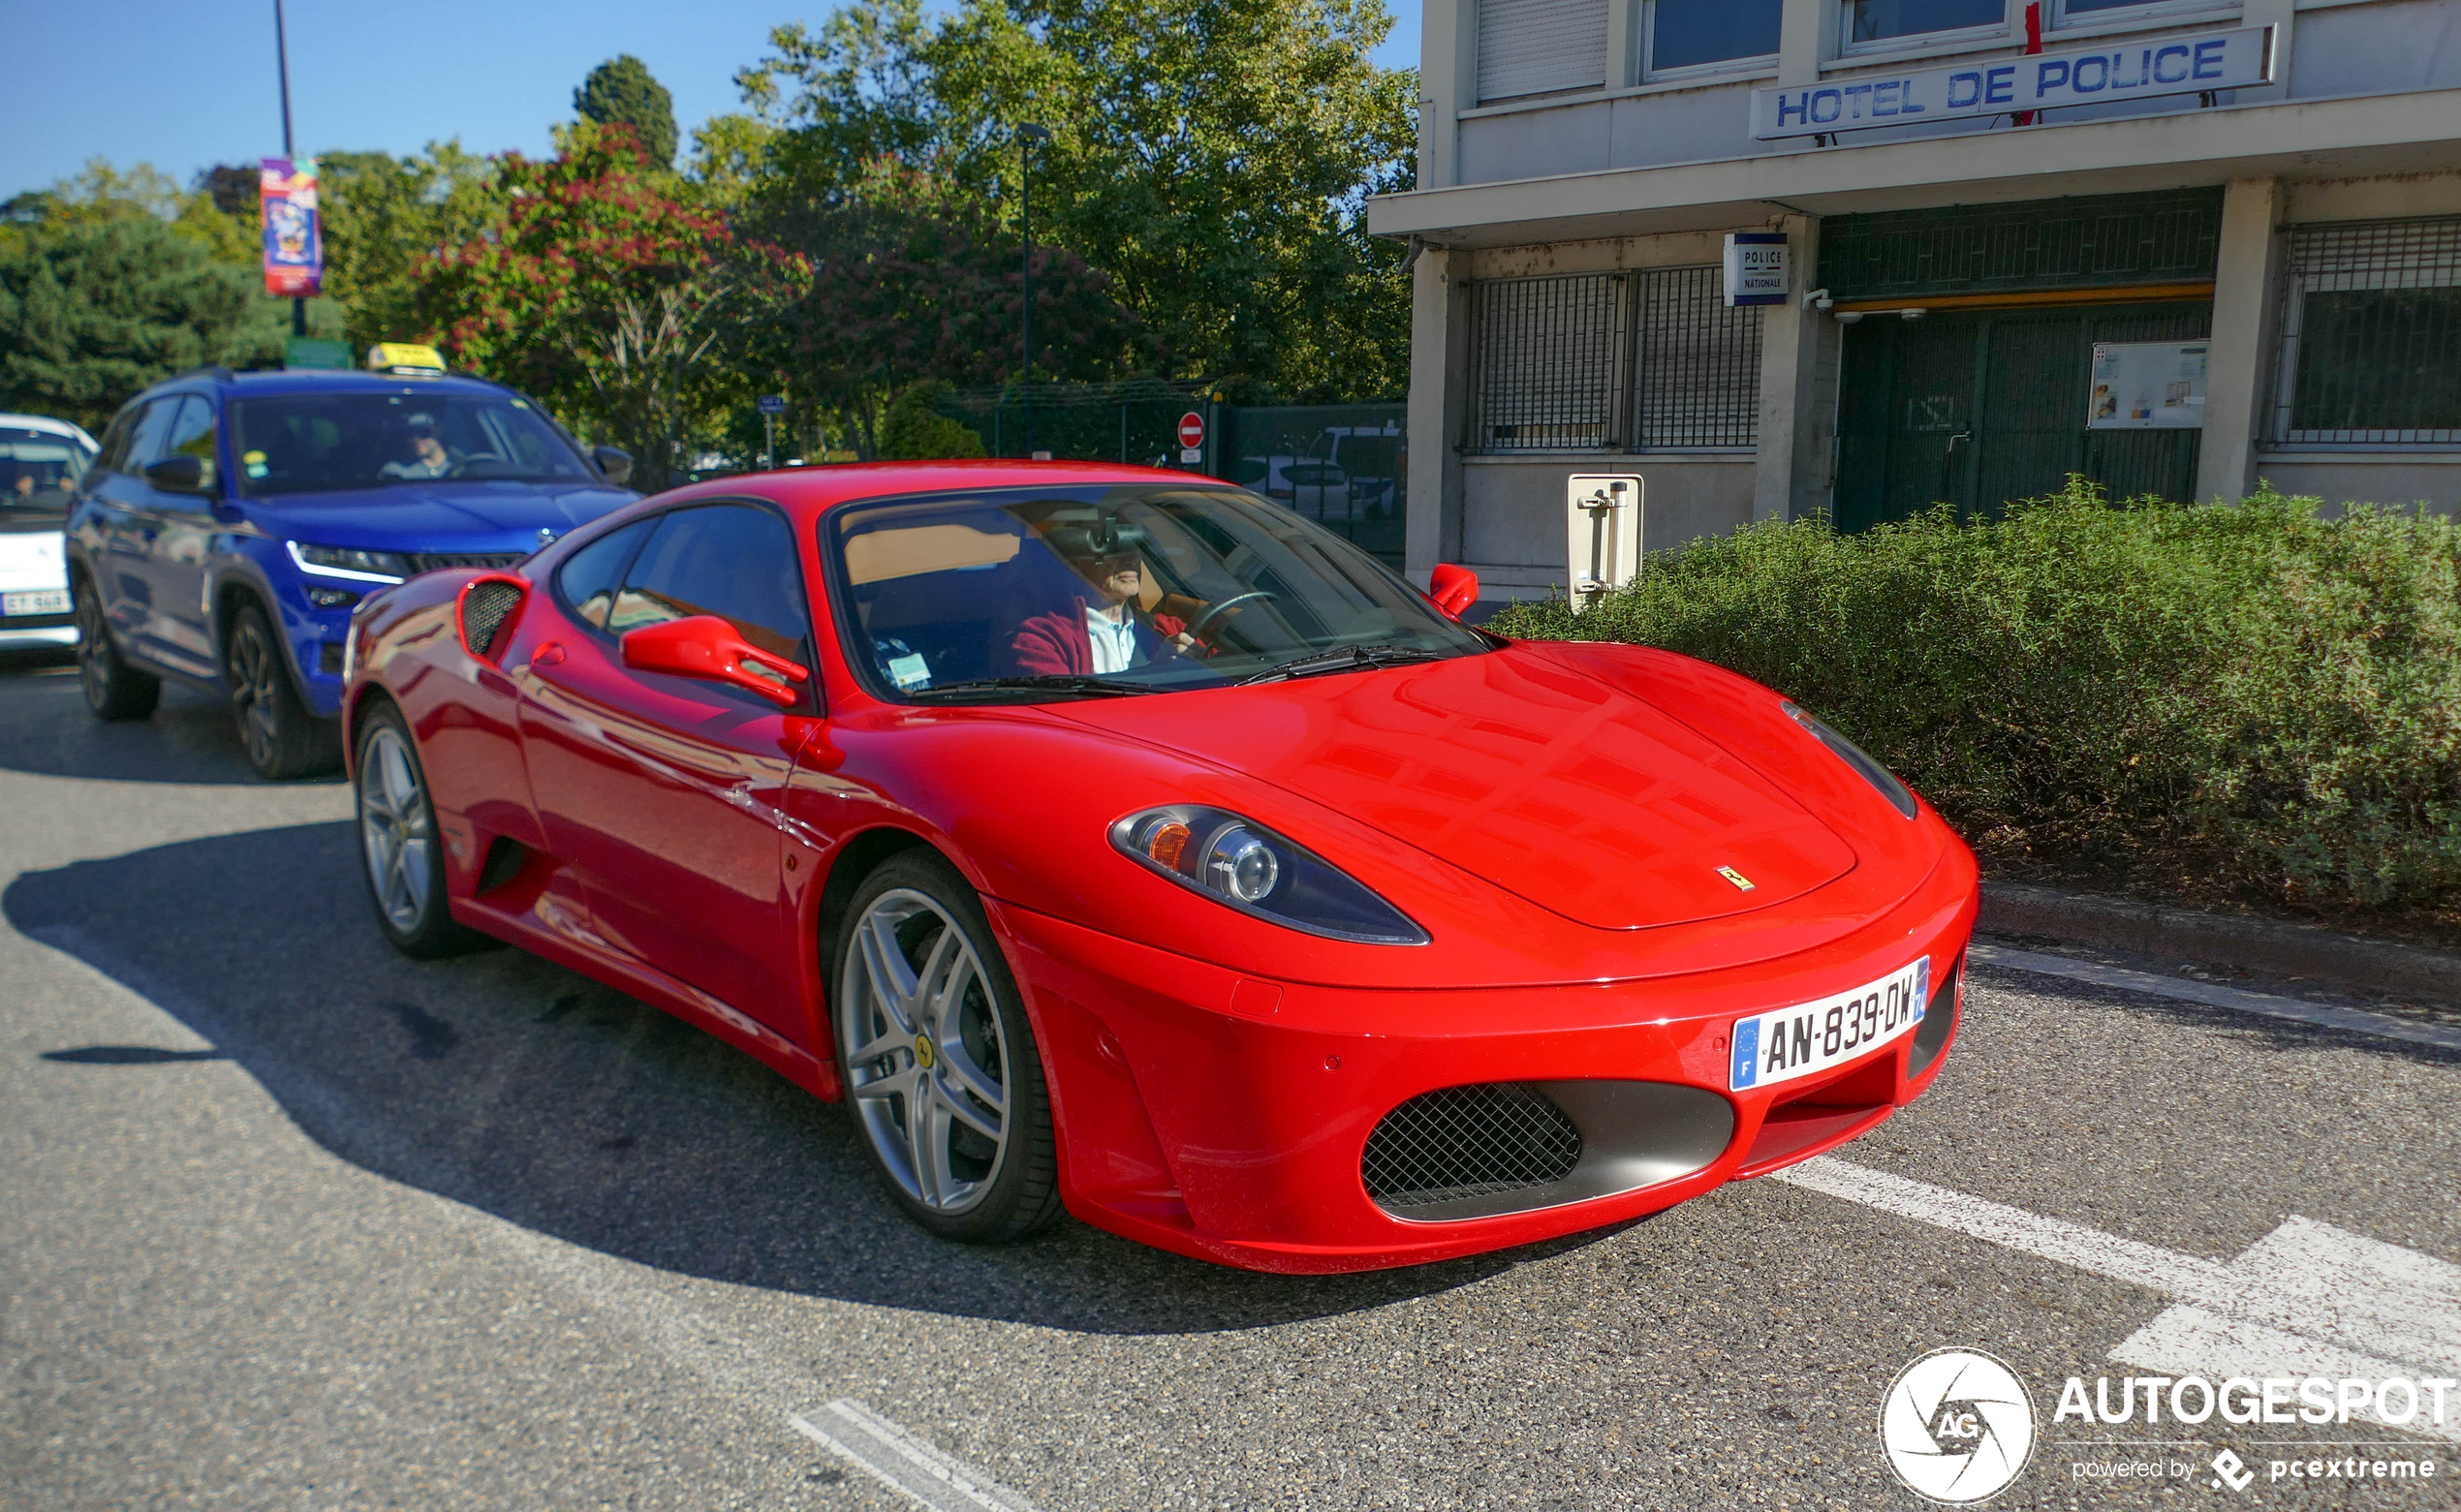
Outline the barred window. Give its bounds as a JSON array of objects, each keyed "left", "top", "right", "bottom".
[
  {"left": 2267, "top": 217, "right": 2461, "bottom": 447},
  {"left": 1468, "top": 267, "right": 1761, "bottom": 453}
]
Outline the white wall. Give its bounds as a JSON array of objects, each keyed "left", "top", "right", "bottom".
[{"left": 1460, "top": 455, "right": 1757, "bottom": 593}]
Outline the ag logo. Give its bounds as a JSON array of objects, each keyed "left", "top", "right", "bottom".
[{"left": 1878, "top": 1347, "right": 2036, "bottom": 1503}]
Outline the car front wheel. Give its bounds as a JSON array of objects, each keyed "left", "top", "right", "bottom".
[
  {"left": 225, "top": 601, "right": 331, "bottom": 779},
  {"left": 354, "top": 701, "right": 485, "bottom": 959},
  {"left": 832, "top": 850, "right": 1061, "bottom": 1244}
]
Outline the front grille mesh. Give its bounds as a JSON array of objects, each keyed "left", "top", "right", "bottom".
[
  {"left": 459, "top": 580, "right": 524, "bottom": 662},
  {"left": 1362, "top": 1082, "right": 1582, "bottom": 1212},
  {"left": 416, "top": 550, "right": 526, "bottom": 575}
]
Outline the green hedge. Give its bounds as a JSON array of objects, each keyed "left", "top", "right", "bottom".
[{"left": 1487, "top": 483, "right": 2461, "bottom": 925}]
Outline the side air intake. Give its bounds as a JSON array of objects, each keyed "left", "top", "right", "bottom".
[{"left": 456, "top": 576, "right": 527, "bottom": 663}]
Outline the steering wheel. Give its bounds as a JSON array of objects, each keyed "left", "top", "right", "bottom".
[
  {"left": 445, "top": 451, "right": 508, "bottom": 478},
  {"left": 1185, "top": 591, "right": 1277, "bottom": 641}
]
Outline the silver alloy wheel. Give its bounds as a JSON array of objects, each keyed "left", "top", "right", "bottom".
[
  {"left": 837, "top": 887, "right": 1012, "bottom": 1215},
  {"left": 358, "top": 725, "right": 435, "bottom": 934},
  {"left": 229, "top": 619, "right": 283, "bottom": 768}
]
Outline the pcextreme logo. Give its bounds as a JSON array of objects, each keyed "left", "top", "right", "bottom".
[{"left": 1879, "top": 1348, "right": 2038, "bottom": 1503}]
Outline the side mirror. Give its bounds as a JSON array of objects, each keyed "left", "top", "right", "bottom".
[
  {"left": 1429, "top": 563, "right": 1479, "bottom": 619},
  {"left": 144, "top": 455, "right": 208, "bottom": 494},
  {"left": 593, "top": 446, "right": 634, "bottom": 487},
  {"left": 620, "top": 615, "right": 809, "bottom": 707}
]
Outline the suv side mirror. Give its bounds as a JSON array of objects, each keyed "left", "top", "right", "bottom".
[
  {"left": 144, "top": 455, "right": 208, "bottom": 494},
  {"left": 593, "top": 447, "right": 634, "bottom": 487},
  {"left": 620, "top": 615, "right": 809, "bottom": 706}
]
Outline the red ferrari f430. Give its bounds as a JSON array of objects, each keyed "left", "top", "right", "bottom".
[{"left": 343, "top": 462, "right": 1978, "bottom": 1272}]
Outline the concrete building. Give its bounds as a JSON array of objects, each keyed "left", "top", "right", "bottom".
[{"left": 1365, "top": 0, "right": 2461, "bottom": 599}]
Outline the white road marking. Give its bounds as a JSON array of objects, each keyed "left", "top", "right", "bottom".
[
  {"left": 794, "top": 1400, "right": 1043, "bottom": 1512},
  {"left": 1968, "top": 941, "right": 2461, "bottom": 1052},
  {"left": 1775, "top": 1157, "right": 2461, "bottom": 1441}
]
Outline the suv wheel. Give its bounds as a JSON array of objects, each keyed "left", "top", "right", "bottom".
[
  {"left": 73, "top": 574, "right": 160, "bottom": 721},
  {"left": 225, "top": 600, "right": 332, "bottom": 779}
]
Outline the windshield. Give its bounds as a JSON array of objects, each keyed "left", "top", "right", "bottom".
[
  {"left": 826, "top": 482, "right": 1492, "bottom": 702},
  {"left": 2, "top": 427, "right": 94, "bottom": 514},
  {"left": 228, "top": 390, "right": 596, "bottom": 497}
]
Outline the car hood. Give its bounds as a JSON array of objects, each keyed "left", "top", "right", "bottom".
[
  {"left": 1049, "top": 646, "right": 1857, "bottom": 930},
  {"left": 239, "top": 480, "right": 637, "bottom": 551}
]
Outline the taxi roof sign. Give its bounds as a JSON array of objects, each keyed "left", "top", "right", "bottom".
[{"left": 366, "top": 343, "right": 448, "bottom": 375}]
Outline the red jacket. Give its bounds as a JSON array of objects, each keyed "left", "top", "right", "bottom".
[{"left": 1008, "top": 597, "right": 1188, "bottom": 676}]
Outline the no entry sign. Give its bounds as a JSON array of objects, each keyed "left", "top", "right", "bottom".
[{"left": 1177, "top": 412, "right": 1206, "bottom": 449}]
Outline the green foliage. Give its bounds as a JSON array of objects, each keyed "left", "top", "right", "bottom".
[
  {"left": 1487, "top": 481, "right": 2461, "bottom": 923},
  {"left": 0, "top": 215, "right": 288, "bottom": 430},
  {"left": 319, "top": 142, "right": 504, "bottom": 352},
  {"left": 575, "top": 54, "right": 679, "bottom": 170},
  {"left": 738, "top": 0, "right": 1417, "bottom": 401},
  {"left": 878, "top": 380, "right": 988, "bottom": 458}
]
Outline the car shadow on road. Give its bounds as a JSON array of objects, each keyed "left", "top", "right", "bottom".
[
  {"left": 0, "top": 651, "right": 323, "bottom": 787},
  {"left": 7, "top": 820, "right": 1612, "bottom": 1334}
]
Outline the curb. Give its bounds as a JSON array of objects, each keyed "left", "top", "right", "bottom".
[{"left": 1978, "top": 880, "right": 2461, "bottom": 1005}]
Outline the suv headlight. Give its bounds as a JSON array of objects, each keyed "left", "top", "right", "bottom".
[
  {"left": 1111, "top": 805, "right": 1428, "bottom": 945},
  {"left": 1783, "top": 701, "right": 1918, "bottom": 820},
  {"left": 290, "top": 541, "right": 413, "bottom": 583}
]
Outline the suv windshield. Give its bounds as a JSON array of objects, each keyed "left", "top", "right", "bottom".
[
  {"left": 827, "top": 482, "right": 1491, "bottom": 702},
  {"left": 229, "top": 391, "right": 595, "bottom": 497}
]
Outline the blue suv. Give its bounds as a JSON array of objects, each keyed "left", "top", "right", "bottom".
[{"left": 66, "top": 365, "right": 638, "bottom": 776}]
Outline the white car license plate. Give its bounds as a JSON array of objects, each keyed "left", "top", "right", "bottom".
[
  {"left": 4, "top": 589, "right": 69, "bottom": 617},
  {"left": 1729, "top": 955, "right": 1930, "bottom": 1093}
]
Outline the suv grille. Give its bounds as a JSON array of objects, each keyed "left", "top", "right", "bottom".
[
  {"left": 458, "top": 580, "right": 525, "bottom": 662},
  {"left": 415, "top": 551, "right": 526, "bottom": 575},
  {"left": 1361, "top": 1082, "right": 1583, "bottom": 1213}
]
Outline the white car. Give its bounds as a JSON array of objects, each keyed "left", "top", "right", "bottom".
[{"left": 0, "top": 414, "right": 98, "bottom": 651}]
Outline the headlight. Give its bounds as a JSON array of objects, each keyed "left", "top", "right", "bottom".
[
  {"left": 1782, "top": 701, "right": 1918, "bottom": 820},
  {"left": 289, "top": 541, "right": 413, "bottom": 583},
  {"left": 1111, "top": 805, "right": 1428, "bottom": 945}
]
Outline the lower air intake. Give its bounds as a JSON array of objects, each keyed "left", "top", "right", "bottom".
[
  {"left": 1362, "top": 1082, "right": 1583, "bottom": 1213},
  {"left": 459, "top": 580, "right": 525, "bottom": 662}
]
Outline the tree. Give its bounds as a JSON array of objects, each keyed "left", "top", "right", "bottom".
[
  {"left": 319, "top": 142, "right": 503, "bottom": 350},
  {"left": 575, "top": 55, "right": 679, "bottom": 170},
  {"left": 0, "top": 216, "right": 272, "bottom": 430},
  {"left": 878, "top": 381, "right": 988, "bottom": 458},
  {"left": 736, "top": 0, "right": 1417, "bottom": 401},
  {"left": 413, "top": 124, "right": 805, "bottom": 490}
]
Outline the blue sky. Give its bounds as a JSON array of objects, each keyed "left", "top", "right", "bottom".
[{"left": 7, "top": 0, "right": 1421, "bottom": 200}]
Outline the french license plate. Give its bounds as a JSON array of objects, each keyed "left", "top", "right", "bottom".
[
  {"left": 1729, "top": 956, "right": 1930, "bottom": 1092},
  {"left": 3, "top": 589, "right": 69, "bottom": 617}
]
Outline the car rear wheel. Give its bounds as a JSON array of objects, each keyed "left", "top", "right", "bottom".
[
  {"left": 832, "top": 851, "right": 1060, "bottom": 1243},
  {"left": 73, "top": 574, "right": 160, "bottom": 721},
  {"left": 354, "top": 702, "right": 485, "bottom": 959},
  {"left": 225, "top": 601, "right": 332, "bottom": 779}
]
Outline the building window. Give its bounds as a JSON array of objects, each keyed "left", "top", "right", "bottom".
[
  {"left": 1845, "top": 0, "right": 2005, "bottom": 49},
  {"left": 2267, "top": 217, "right": 2461, "bottom": 448},
  {"left": 1646, "top": 0, "right": 1783, "bottom": 77},
  {"left": 2050, "top": 0, "right": 2229, "bottom": 26},
  {"left": 1477, "top": 0, "right": 1610, "bottom": 103},
  {"left": 1468, "top": 267, "right": 1761, "bottom": 452}
]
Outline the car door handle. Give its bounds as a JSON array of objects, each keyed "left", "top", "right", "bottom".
[{"left": 532, "top": 641, "right": 566, "bottom": 668}]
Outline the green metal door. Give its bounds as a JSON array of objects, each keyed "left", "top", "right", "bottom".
[{"left": 1834, "top": 302, "right": 2210, "bottom": 531}]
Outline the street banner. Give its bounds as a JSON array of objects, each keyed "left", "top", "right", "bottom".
[
  {"left": 1751, "top": 25, "right": 2272, "bottom": 139},
  {"left": 260, "top": 158, "right": 324, "bottom": 298}
]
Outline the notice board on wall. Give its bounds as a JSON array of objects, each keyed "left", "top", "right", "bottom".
[{"left": 2088, "top": 342, "right": 2208, "bottom": 430}]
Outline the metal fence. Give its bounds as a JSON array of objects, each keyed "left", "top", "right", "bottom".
[
  {"left": 1466, "top": 266, "right": 1760, "bottom": 453},
  {"left": 2266, "top": 215, "right": 2461, "bottom": 447},
  {"left": 935, "top": 380, "right": 1216, "bottom": 466}
]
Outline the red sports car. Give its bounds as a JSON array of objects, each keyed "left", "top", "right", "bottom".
[{"left": 343, "top": 462, "right": 1977, "bottom": 1273}]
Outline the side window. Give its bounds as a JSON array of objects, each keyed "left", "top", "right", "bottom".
[
  {"left": 164, "top": 397, "right": 220, "bottom": 490},
  {"left": 553, "top": 517, "right": 656, "bottom": 632},
  {"left": 610, "top": 504, "right": 811, "bottom": 663},
  {"left": 93, "top": 408, "right": 142, "bottom": 478},
  {"left": 123, "top": 400, "right": 180, "bottom": 478}
]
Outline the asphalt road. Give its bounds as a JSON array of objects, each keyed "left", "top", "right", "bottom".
[{"left": 3, "top": 646, "right": 2455, "bottom": 1511}]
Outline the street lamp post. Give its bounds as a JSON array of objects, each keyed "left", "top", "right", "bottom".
[
  {"left": 272, "top": 0, "right": 305, "bottom": 339},
  {"left": 1017, "top": 123, "right": 1050, "bottom": 459}
]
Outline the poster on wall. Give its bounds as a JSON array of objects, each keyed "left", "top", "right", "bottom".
[
  {"left": 2088, "top": 341, "right": 2208, "bottom": 429},
  {"left": 259, "top": 158, "right": 323, "bottom": 298}
]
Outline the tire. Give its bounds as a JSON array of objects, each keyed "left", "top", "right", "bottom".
[
  {"left": 832, "top": 850, "right": 1061, "bottom": 1244},
  {"left": 225, "top": 600, "right": 334, "bottom": 779},
  {"left": 72, "top": 573, "right": 160, "bottom": 721},
  {"left": 354, "top": 700, "right": 487, "bottom": 959}
]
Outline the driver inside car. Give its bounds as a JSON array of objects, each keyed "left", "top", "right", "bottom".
[
  {"left": 379, "top": 412, "right": 452, "bottom": 480},
  {"left": 1008, "top": 518, "right": 1199, "bottom": 677}
]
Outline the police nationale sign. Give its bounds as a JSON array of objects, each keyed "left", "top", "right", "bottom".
[{"left": 1751, "top": 25, "right": 2272, "bottom": 139}]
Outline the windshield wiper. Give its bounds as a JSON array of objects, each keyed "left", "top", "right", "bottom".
[
  {"left": 904, "top": 675, "right": 1155, "bottom": 700},
  {"left": 1237, "top": 644, "right": 1446, "bottom": 686}
]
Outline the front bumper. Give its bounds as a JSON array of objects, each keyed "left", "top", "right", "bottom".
[{"left": 990, "top": 847, "right": 1978, "bottom": 1273}]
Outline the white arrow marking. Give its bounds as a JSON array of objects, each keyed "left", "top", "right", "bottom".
[
  {"left": 1773, "top": 1157, "right": 2461, "bottom": 1441},
  {"left": 792, "top": 1399, "right": 1043, "bottom": 1512}
]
